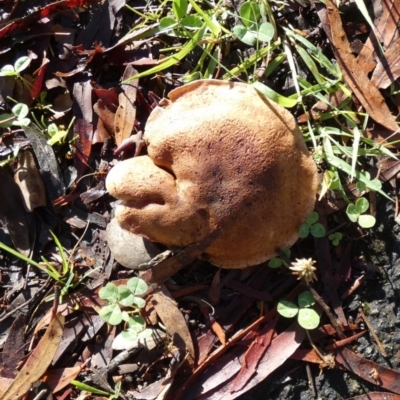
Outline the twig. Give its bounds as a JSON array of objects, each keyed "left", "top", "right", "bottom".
[
  {"left": 358, "top": 308, "right": 387, "bottom": 357},
  {"left": 305, "top": 284, "right": 346, "bottom": 339},
  {"left": 306, "top": 363, "right": 317, "bottom": 398}
]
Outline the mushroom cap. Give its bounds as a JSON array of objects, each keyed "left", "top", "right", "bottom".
[{"left": 106, "top": 80, "right": 318, "bottom": 268}]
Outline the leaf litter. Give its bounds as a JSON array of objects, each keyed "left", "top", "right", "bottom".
[{"left": 1, "top": 0, "right": 400, "bottom": 399}]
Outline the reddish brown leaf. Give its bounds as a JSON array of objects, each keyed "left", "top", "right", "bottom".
[
  {"left": 1, "top": 314, "right": 64, "bottom": 400},
  {"left": 324, "top": 0, "right": 399, "bottom": 133},
  {"left": 346, "top": 393, "right": 400, "bottom": 400},
  {"left": 324, "top": 331, "right": 367, "bottom": 351},
  {"left": 228, "top": 316, "right": 278, "bottom": 393},
  {"left": 93, "top": 99, "right": 115, "bottom": 137},
  {"left": 336, "top": 347, "right": 400, "bottom": 394},
  {"left": 224, "top": 279, "right": 272, "bottom": 302},
  {"left": 0, "top": 0, "right": 92, "bottom": 40},
  {"left": 191, "top": 322, "right": 306, "bottom": 400},
  {"left": 114, "top": 65, "right": 138, "bottom": 146},
  {"left": 41, "top": 365, "right": 82, "bottom": 393}
]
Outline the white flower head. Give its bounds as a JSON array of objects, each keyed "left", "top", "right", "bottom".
[{"left": 289, "top": 258, "right": 317, "bottom": 284}]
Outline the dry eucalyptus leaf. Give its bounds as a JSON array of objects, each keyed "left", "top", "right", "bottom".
[
  {"left": 114, "top": 65, "right": 138, "bottom": 146},
  {"left": 14, "top": 149, "right": 46, "bottom": 211},
  {"left": 151, "top": 285, "right": 195, "bottom": 365},
  {"left": 0, "top": 167, "right": 30, "bottom": 256}
]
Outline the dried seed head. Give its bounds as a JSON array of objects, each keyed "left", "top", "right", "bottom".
[{"left": 289, "top": 258, "right": 318, "bottom": 284}]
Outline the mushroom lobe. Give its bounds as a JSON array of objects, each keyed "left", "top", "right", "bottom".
[{"left": 106, "top": 79, "right": 319, "bottom": 269}]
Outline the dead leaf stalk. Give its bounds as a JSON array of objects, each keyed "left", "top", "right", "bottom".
[{"left": 358, "top": 307, "right": 387, "bottom": 357}]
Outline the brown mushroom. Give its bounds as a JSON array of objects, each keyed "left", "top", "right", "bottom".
[{"left": 106, "top": 80, "right": 318, "bottom": 268}]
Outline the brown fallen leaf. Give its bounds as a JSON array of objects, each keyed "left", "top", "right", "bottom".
[
  {"left": 0, "top": 314, "right": 65, "bottom": 400},
  {"left": 14, "top": 149, "right": 47, "bottom": 211},
  {"left": 346, "top": 393, "right": 400, "bottom": 400},
  {"left": 22, "top": 125, "right": 65, "bottom": 202},
  {"left": 114, "top": 65, "right": 138, "bottom": 146},
  {"left": 93, "top": 99, "right": 115, "bottom": 138},
  {"left": 0, "top": 166, "right": 30, "bottom": 256},
  {"left": 324, "top": 0, "right": 399, "bottom": 133},
  {"left": 180, "top": 321, "right": 306, "bottom": 400},
  {"left": 371, "top": 37, "right": 400, "bottom": 89},
  {"left": 228, "top": 316, "right": 278, "bottom": 393},
  {"left": 336, "top": 347, "right": 400, "bottom": 394},
  {"left": 41, "top": 365, "right": 82, "bottom": 393},
  {"left": 151, "top": 285, "right": 195, "bottom": 365},
  {"left": 357, "top": 0, "right": 400, "bottom": 74},
  {"left": 1, "top": 314, "right": 27, "bottom": 379},
  {"left": 142, "top": 228, "right": 221, "bottom": 284}
]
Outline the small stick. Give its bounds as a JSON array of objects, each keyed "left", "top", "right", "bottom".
[
  {"left": 341, "top": 275, "right": 365, "bottom": 299},
  {"left": 306, "top": 363, "right": 317, "bottom": 398},
  {"left": 358, "top": 308, "right": 387, "bottom": 357},
  {"left": 306, "top": 284, "right": 346, "bottom": 339}
]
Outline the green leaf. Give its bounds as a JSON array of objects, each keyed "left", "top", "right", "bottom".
[
  {"left": 47, "top": 129, "right": 68, "bottom": 146},
  {"left": 233, "top": 25, "right": 256, "bottom": 46},
  {"left": 252, "top": 81, "right": 298, "bottom": 108},
  {"left": 99, "top": 282, "right": 118, "bottom": 303},
  {"left": 256, "top": 22, "right": 274, "bottom": 42},
  {"left": 355, "top": 197, "right": 369, "bottom": 214},
  {"left": 298, "top": 291, "right": 315, "bottom": 308},
  {"left": 239, "top": 1, "right": 261, "bottom": 28},
  {"left": 71, "top": 381, "right": 111, "bottom": 396},
  {"left": 124, "top": 24, "right": 206, "bottom": 81},
  {"left": 358, "top": 214, "right": 376, "bottom": 228},
  {"left": 346, "top": 204, "right": 360, "bottom": 223},
  {"left": 299, "top": 223, "right": 310, "bottom": 238},
  {"left": 48, "top": 123, "right": 58, "bottom": 137},
  {"left": 181, "top": 15, "right": 203, "bottom": 29},
  {"left": 127, "top": 316, "right": 146, "bottom": 332},
  {"left": 121, "top": 327, "right": 153, "bottom": 341},
  {"left": 12, "top": 117, "right": 30, "bottom": 127},
  {"left": 14, "top": 56, "right": 31, "bottom": 73},
  {"left": 0, "top": 65, "right": 16, "bottom": 76},
  {"left": 117, "top": 285, "right": 135, "bottom": 306},
  {"left": 0, "top": 113, "right": 14, "bottom": 128},
  {"left": 298, "top": 308, "right": 320, "bottom": 330},
  {"left": 99, "top": 304, "right": 122, "bottom": 325},
  {"left": 366, "top": 179, "right": 382, "bottom": 192},
  {"left": 268, "top": 257, "right": 283, "bottom": 268},
  {"left": 187, "top": 0, "right": 221, "bottom": 36},
  {"left": 277, "top": 300, "right": 299, "bottom": 318},
  {"left": 172, "top": 0, "right": 187, "bottom": 20},
  {"left": 12, "top": 103, "right": 29, "bottom": 119},
  {"left": 132, "top": 297, "right": 146, "bottom": 309},
  {"left": 159, "top": 17, "right": 178, "bottom": 30},
  {"left": 306, "top": 211, "right": 319, "bottom": 226},
  {"left": 127, "top": 277, "right": 148, "bottom": 296},
  {"left": 356, "top": 181, "right": 366, "bottom": 193},
  {"left": 310, "top": 223, "right": 326, "bottom": 238}
]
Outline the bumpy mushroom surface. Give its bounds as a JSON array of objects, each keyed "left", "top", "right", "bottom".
[{"left": 106, "top": 80, "right": 318, "bottom": 268}]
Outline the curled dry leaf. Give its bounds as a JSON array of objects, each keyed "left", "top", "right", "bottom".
[{"left": 14, "top": 149, "right": 47, "bottom": 211}]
